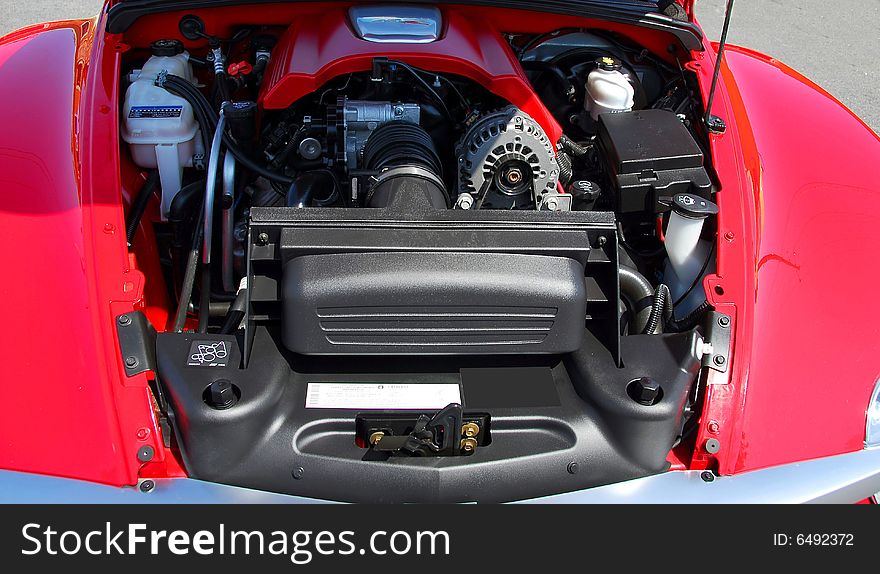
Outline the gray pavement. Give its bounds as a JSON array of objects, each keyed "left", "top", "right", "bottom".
[{"left": 3, "top": 0, "right": 877, "bottom": 131}]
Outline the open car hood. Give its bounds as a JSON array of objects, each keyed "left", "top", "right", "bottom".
[{"left": 106, "top": 1, "right": 699, "bottom": 33}]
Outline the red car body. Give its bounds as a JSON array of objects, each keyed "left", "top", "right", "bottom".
[{"left": 0, "top": 1, "right": 878, "bottom": 500}]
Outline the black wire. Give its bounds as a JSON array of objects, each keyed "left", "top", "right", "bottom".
[
  {"left": 381, "top": 59, "right": 454, "bottom": 122},
  {"left": 125, "top": 170, "right": 159, "bottom": 245},
  {"left": 409, "top": 66, "right": 470, "bottom": 112},
  {"left": 161, "top": 75, "right": 294, "bottom": 184},
  {"left": 173, "top": 197, "right": 205, "bottom": 332}
]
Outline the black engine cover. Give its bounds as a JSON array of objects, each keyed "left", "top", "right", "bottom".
[
  {"left": 283, "top": 251, "right": 587, "bottom": 355},
  {"left": 248, "top": 191, "right": 621, "bottom": 360}
]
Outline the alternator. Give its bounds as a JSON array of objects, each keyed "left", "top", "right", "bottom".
[{"left": 456, "top": 106, "right": 560, "bottom": 209}]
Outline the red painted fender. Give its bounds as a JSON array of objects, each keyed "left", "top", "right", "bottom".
[
  {"left": 0, "top": 19, "right": 167, "bottom": 485},
  {"left": 696, "top": 44, "right": 880, "bottom": 475}
]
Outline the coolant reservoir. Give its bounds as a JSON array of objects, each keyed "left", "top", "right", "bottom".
[
  {"left": 663, "top": 193, "right": 719, "bottom": 318},
  {"left": 121, "top": 40, "right": 200, "bottom": 218},
  {"left": 585, "top": 57, "right": 634, "bottom": 121}
]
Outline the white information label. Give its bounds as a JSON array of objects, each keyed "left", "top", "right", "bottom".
[{"left": 305, "top": 383, "right": 462, "bottom": 410}]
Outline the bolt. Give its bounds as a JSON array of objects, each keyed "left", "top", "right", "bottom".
[
  {"left": 714, "top": 355, "right": 726, "bottom": 366},
  {"left": 139, "top": 480, "right": 155, "bottom": 493},
  {"left": 125, "top": 356, "right": 139, "bottom": 368},
  {"left": 136, "top": 428, "right": 151, "bottom": 441},
  {"left": 118, "top": 315, "right": 132, "bottom": 326},
  {"left": 369, "top": 431, "right": 385, "bottom": 445},
  {"left": 707, "top": 421, "right": 720, "bottom": 434},
  {"left": 104, "top": 223, "right": 115, "bottom": 234},
  {"left": 256, "top": 232, "right": 270, "bottom": 246},
  {"left": 630, "top": 377, "right": 662, "bottom": 406},
  {"left": 597, "top": 235, "right": 607, "bottom": 247},
  {"left": 292, "top": 466, "right": 305, "bottom": 480},
  {"left": 567, "top": 462, "right": 579, "bottom": 475},
  {"left": 208, "top": 380, "right": 238, "bottom": 410},
  {"left": 137, "top": 445, "right": 154, "bottom": 463},
  {"left": 724, "top": 231, "right": 736, "bottom": 241},
  {"left": 718, "top": 316, "right": 731, "bottom": 327},
  {"left": 700, "top": 471, "right": 715, "bottom": 483},
  {"left": 505, "top": 168, "right": 523, "bottom": 185}
]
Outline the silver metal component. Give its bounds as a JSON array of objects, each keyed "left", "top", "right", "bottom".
[
  {"left": 3, "top": 447, "right": 880, "bottom": 504},
  {"left": 539, "top": 193, "right": 572, "bottom": 212},
  {"left": 203, "top": 107, "right": 227, "bottom": 265},
  {"left": 867, "top": 377, "right": 880, "bottom": 448},
  {"left": 349, "top": 5, "right": 442, "bottom": 44},
  {"left": 455, "top": 193, "right": 475, "bottom": 210},
  {"left": 339, "top": 98, "right": 420, "bottom": 169},
  {"left": 298, "top": 137, "right": 323, "bottom": 160},
  {"left": 211, "top": 46, "right": 225, "bottom": 76},
  {"left": 457, "top": 106, "right": 559, "bottom": 207},
  {"left": 221, "top": 153, "right": 236, "bottom": 293},
  {"left": 521, "top": 446, "right": 880, "bottom": 504}
]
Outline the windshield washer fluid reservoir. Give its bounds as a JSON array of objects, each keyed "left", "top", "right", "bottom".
[
  {"left": 121, "top": 40, "right": 201, "bottom": 219},
  {"left": 585, "top": 57, "right": 634, "bottom": 121}
]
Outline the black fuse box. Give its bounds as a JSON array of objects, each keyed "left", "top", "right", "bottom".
[{"left": 597, "top": 109, "right": 712, "bottom": 213}]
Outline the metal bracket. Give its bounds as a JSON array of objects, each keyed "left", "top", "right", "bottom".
[
  {"left": 705, "top": 114, "right": 727, "bottom": 134},
  {"left": 702, "top": 311, "right": 731, "bottom": 373},
  {"left": 116, "top": 311, "right": 157, "bottom": 377}
]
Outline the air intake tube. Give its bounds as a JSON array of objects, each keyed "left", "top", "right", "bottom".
[{"left": 361, "top": 121, "right": 449, "bottom": 209}]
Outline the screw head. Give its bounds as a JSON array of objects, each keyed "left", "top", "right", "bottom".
[
  {"left": 256, "top": 232, "right": 270, "bottom": 246},
  {"left": 713, "top": 355, "right": 726, "bottom": 366},
  {"left": 136, "top": 428, "right": 151, "bottom": 441},
  {"left": 118, "top": 315, "right": 132, "bottom": 326},
  {"left": 567, "top": 462, "right": 579, "bottom": 475},
  {"left": 707, "top": 421, "right": 720, "bottom": 434},
  {"left": 137, "top": 445, "right": 155, "bottom": 463},
  {"left": 125, "top": 356, "right": 139, "bottom": 368},
  {"left": 718, "top": 316, "right": 730, "bottom": 327},
  {"left": 700, "top": 471, "right": 716, "bottom": 483},
  {"left": 139, "top": 480, "right": 155, "bottom": 493},
  {"left": 292, "top": 466, "right": 305, "bottom": 480}
]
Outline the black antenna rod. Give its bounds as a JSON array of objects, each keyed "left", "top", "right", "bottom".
[{"left": 704, "top": 0, "right": 735, "bottom": 133}]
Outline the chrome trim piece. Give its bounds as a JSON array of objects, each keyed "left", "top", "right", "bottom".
[
  {"left": 866, "top": 377, "right": 880, "bottom": 448},
  {"left": 522, "top": 447, "right": 880, "bottom": 504},
  {"left": 350, "top": 5, "right": 442, "bottom": 44},
  {"left": 2, "top": 448, "right": 879, "bottom": 504}
]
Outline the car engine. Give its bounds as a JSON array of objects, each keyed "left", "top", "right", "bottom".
[{"left": 118, "top": 5, "right": 724, "bottom": 502}]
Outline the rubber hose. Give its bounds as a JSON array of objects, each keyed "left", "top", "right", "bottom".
[
  {"left": 286, "top": 175, "right": 315, "bottom": 208},
  {"left": 198, "top": 264, "right": 211, "bottom": 333},
  {"left": 619, "top": 265, "right": 655, "bottom": 335},
  {"left": 173, "top": 197, "right": 205, "bottom": 332},
  {"left": 125, "top": 170, "right": 160, "bottom": 245},
  {"left": 557, "top": 150, "right": 573, "bottom": 186},
  {"left": 220, "top": 283, "right": 248, "bottom": 334},
  {"left": 668, "top": 300, "right": 712, "bottom": 333},
  {"left": 642, "top": 283, "right": 671, "bottom": 335},
  {"left": 161, "top": 75, "right": 294, "bottom": 184},
  {"left": 559, "top": 134, "right": 589, "bottom": 157}
]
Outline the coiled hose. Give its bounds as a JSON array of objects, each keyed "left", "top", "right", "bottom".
[
  {"left": 618, "top": 265, "right": 656, "bottom": 335},
  {"left": 559, "top": 134, "right": 590, "bottom": 157}
]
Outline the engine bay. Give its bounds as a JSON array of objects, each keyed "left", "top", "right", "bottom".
[{"left": 117, "top": 4, "right": 727, "bottom": 502}]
